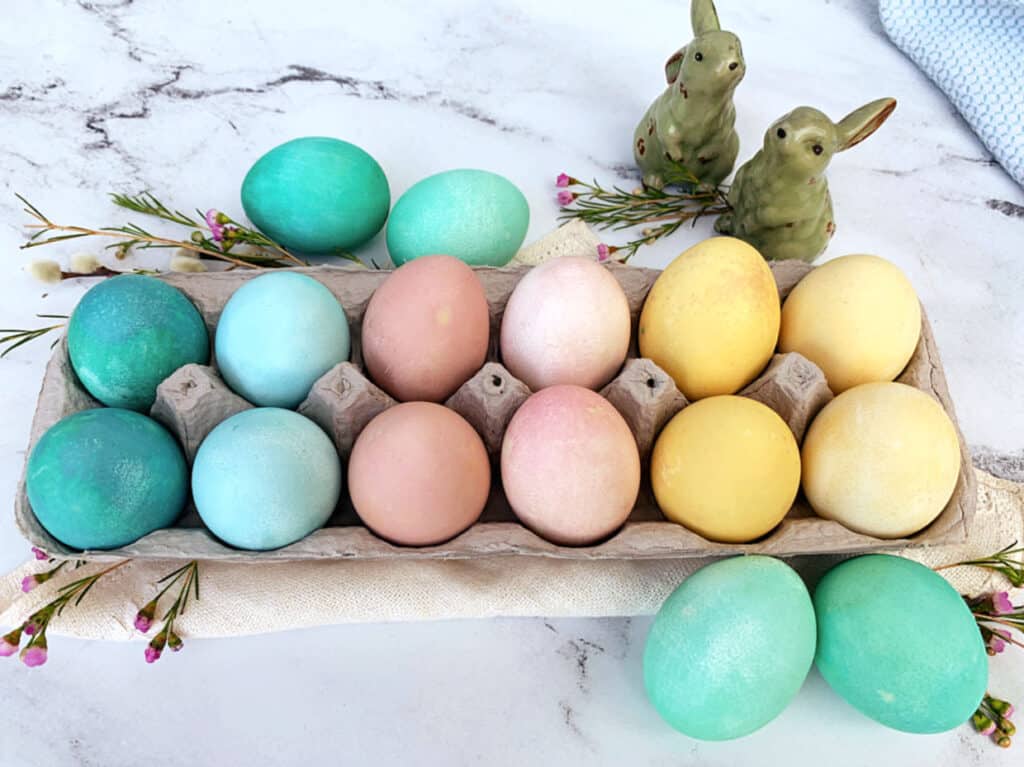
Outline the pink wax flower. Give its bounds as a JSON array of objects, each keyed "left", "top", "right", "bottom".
[
  {"left": 205, "top": 209, "right": 226, "bottom": 243},
  {"left": 168, "top": 632, "right": 184, "bottom": 653},
  {"left": 556, "top": 173, "right": 572, "bottom": 188},
  {"left": 31, "top": 547, "right": 47, "bottom": 561},
  {"left": 993, "top": 591, "right": 1014, "bottom": 615},
  {"left": 556, "top": 190, "right": 575, "bottom": 206},
  {"left": 597, "top": 243, "right": 610, "bottom": 262},
  {"left": 23, "top": 622, "right": 36, "bottom": 636},
  {"left": 20, "top": 645, "right": 47, "bottom": 668},
  {"left": 0, "top": 629, "right": 20, "bottom": 658},
  {"left": 144, "top": 646, "right": 162, "bottom": 664},
  {"left": 21, "top": 575, "right": 37, "bottom": 594},
  {"left": 134, "top": 612, "right": 153, "bottom": 633}
]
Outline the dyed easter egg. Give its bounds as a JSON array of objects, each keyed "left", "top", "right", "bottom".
[
  {"left": 814, "top": 555, "right": 987, "bottom": 733},
  {"left": 639, "top": 237, "right": 780, "bottom": 400},
  {"left": 26, "top": 408, "right": 187, "bottom": 550},
  {"left": 348, "top": 402, "right": 490, "bottom": 546},
  {"left": 216, "top": 272, "right": 351, "bottom": 408},
  {"left": 241, "top": 137, "right": 390, "bottom": 253},
  {"left": 651, "top": 396, "right": 800, "bottom": 543},
  {"left": 500, "top": 257, "right": 631, "bottom": 391},
  {"left": 501, "top": 385, "right": 640, "bottom": 545},
  {"left": 386, "top": 169, "right": 529, "bottom": 267},
  {"left": 780, "top": 255, "right": 921, "bottom": 393},
  {"left": 644, "top": 556, "right": 816, "bottom": 740},
  {"left": 67, "top": 274, "right": 209, "bottom": 411},
  {"left": 192, "top": 408, "right": 341, "bottom": 550},
  {"left": 362, "top": 255, "right": 489, "bottom": 401},
  {"left": 802, "top": 382, "right": 960, "bottom": 537}
]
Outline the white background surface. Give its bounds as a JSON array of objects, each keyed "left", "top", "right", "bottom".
[{"left": 1, "top": 0, "right": 1022, "bottom": 764}]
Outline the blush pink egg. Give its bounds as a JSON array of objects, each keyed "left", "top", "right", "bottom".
[
  {"left": 500, "top": 257, "right": 631, "bottom": 391},
  {"left": 362, "top": 255, "right": 489, "bottom": 402},
  {"left": 501, "top": 385, "right": 640, "bottom": 545},
  {"left": 348, "top": 402, "right": 490, "bottom": 546}
]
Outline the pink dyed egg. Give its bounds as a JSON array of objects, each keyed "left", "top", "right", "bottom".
[
  {"left": 362, "top": 255, "right": 489, "bottom": 402},
  {"left": 501, "top": 385, "right": 640, "bottom": 545},
  {"left": 348, "top": 402, "right": 490, "bottom": 546},
  {"left": 499, "top": 257, "right": 631, "bottom": 391}
]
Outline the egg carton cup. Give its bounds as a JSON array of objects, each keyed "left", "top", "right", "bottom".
[{"left": 14, "top": 262, "right": 976, "bottom": 563}]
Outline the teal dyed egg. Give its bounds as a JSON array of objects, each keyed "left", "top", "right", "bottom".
[
  {"left": 26, "top": 408, "right": 187, "bottom": 550},
  {"left": 216, "top": 272, "right": 351, "bottom": 408},
  {"left": 68, "top": 274, "right": 209, "bottom": 411},
  {"left": 644, "top": 556, "right": 816, "bottom": 740},
  {"left": 814, "top": 554, "right": 987, "bottom": 733},
  {"left": 192, "top": 408, "right": 341, "bottom": 550},
  {"left": 241, "top": 137, "right": 390, "bottom": 253},
  {"left": 386, "top": 169, "right": 529, "bottom": 266}
]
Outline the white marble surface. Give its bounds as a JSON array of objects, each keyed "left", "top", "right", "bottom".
[{"left": 1, "top": 0, "right": 1023, "bottom": 764}]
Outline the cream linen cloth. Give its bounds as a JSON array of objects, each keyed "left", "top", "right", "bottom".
[{"left": 0, "top": 469, "right": 1020, "bottom": 641}]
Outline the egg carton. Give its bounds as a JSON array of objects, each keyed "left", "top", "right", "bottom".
[{"left": 14, "top": 262, "right": 976, "bottom": 562}]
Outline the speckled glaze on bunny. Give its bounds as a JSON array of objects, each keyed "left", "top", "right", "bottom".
[
  {"left": 633, "top": 0, "right": 745, "bottom": 190},
  {"left": 715, "top": 98, "right": 896, "bottom": 262}
]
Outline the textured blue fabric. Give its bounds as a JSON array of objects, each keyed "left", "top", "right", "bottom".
[{"left": 879, "top": 0, "right": 1024, "bottom": 187}]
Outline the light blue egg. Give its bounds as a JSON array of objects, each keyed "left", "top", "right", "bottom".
[
  {"left": 241, "top": 137, "right": 390, "bottom": 254},
  {"left": 26, "top": 408, "right": 188, "bottom": 550},
  {"left": 814, "top": 554, "right": 988, "bottom": 733},
  {"left": 192, "top": 408, "right": 342, "bottom": 550},
  {"left": 644, "top": 556, "right": 816, "bottom": 740},
  {"left": 215, "top": 272, "right": 350, "bottom": 408},
  {"left": 386, "top": 169, "right": 529, "bottom": 267}
]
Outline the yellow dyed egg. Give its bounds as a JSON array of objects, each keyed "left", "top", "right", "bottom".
[
  {"left": 639, "top": 237, "right": 780, "bottom": 400},
  {"left": 651, "top": 396, "right": 801, "bottom": 543},
  {"left": 780, "top": 254, "right": 921, "bottom": 393},
  {"left": 802, "top": 382, "right": 961, "bottom": 538}
]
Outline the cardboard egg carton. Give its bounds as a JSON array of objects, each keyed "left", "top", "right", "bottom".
[{"left": 14, "top": 262, "right": 976, "bottom": 562}]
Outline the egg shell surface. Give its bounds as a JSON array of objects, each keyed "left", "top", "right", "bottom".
[
  {"left": 192, "top": 408, "right": 342, "bottom": 551},
  {"left": 501, "top": 385, "right": 640, "bottom": 545},
  {"left": 26, "top": 408, "right": 188, "bottom": 550},
  {"left": 651, "top": 395, "right": 801, "bottom": 543},
  {"left": 780, "top": 254, "right": 921, "bottom": 393},
  {"left": 638, "top": 237, "right": 780, "bottom": 400},
  {"left": 644, "top": 556, "right": 816, "bottom": 740},
  {"left": 499, "top": 257, "right": 631, "bottom": 391},
  {"left": 386, "top": 169, "right": 529, "bottom": 267},
  {"left": 348, "top": 402, "right": 490, "bottom": 546},
  {"left": 361, "top": 255, "right": 489, "bottom": 402},
  {"left": 215, "top": 272, "right": 351, "bottom": 408},
  {"left": 801, "top": 382, "right": 960, "bottom": 538},
  {"left": 814, "top": 554, "right": 987, "bottom": 733},
  {"left": 67, "top": 274, "right": 209, "bottom": 412},
  {"left": 240, "top": 137, "right": 390, "bottom": 253}
]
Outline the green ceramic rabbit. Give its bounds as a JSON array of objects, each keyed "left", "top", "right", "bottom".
[
  {"left": 633, "top": 0, "right": 745, "bottom": 190},
  {"left": 714, "top": 98, "right": 897, "bottom": 262}
]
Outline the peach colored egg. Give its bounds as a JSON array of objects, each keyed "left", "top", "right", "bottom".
[
  {"left": 362, "top": 255, "right": 489, "bottom": 402},
  {"left": 500, "top": 257, "right": 631, "bottom": 391},
  {"left": 501, "top": 385, "right": 640, "bottom": 545},
  {"left": 348, "top": 402, "right": 490, "bottom": 546}
]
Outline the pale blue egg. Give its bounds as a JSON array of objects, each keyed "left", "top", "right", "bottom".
[
  {"left": 644, "top": 556, "right": 816, "bottom": 740},
  {"left": 386, "top": 169, "right": 529, "bottom": 266},
  {"left": 215, "top": 272, "right": 350, "bottom": 408},
  {"left": 192, "top": 408, "right": 342, "bottom": 550}
]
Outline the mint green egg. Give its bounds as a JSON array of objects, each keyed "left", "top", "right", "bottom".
[
  {"left": 241, "top": 137, "right": 390, "bottom": 253},
  {"left": 26, "top": 408, "right": 187, "bottom": 550},
  {"left": 643, "top": 556, "right": 816, "bottom": 740},
  {"left": 386, "top": 169, "right": 529, "bottom": 266},
  {"left": 68, "top": 274, "right": 209, "bottom": 412},
  {"left": 814, "top": 554, "right": 987, "bottom": 733}
]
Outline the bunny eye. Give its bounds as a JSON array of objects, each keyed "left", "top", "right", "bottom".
[
  {"left": 812, "top": 144, "right": 823, "bottom": 155},
  {"left": 776, "top": 128, "right": 787, "bottom": 139},
  {"left": 694, "top": 52, "right": 703, "bottom": 62}
]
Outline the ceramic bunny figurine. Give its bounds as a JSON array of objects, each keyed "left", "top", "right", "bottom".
[
  {"left": 633, "top": 0, "right": 745, "bottom": 190},
  {"left": 714, "top": 98, "right": 897, "bottom": 262}
]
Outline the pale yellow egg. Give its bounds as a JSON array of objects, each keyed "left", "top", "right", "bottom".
[
  {"left": 802, "top": 382, "right": 961, "bottom": 538},
  {"left": 639, "top": 237, "right": 780, "bottom": 400},
  {"left": 650, "top": 395, "right": 801, "bottom": 543},
  {"left": 780, "top": 254, "right": 921, "bottom": 394}
]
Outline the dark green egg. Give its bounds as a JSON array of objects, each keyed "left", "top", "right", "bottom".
[
  {"left": 67, "top": 274, "right": 209, "bottom": 411},
  {"left": 26, "top": 408, "right": 188, "bottom": 550}
]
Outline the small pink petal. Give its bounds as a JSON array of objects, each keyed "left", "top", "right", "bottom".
[
  {"left": 144, "top": 646, "right": 161, "bottom": 664},
  {"left": 556, "top": 190, "right": 575, "bottom": 206},
  {"left": 20, "top": 576, "right": 36, "bottom": 594},
  {"left": 993, "top": 591, "right": 1014, "bottom": 615},
  {"left": 23, "top": 623, "right": 36, "bottom": 636},
  {"left": 990, "top": 636, "right": 1007, "bottom": 654},
  {"left": 556, "top": 173, "right": 571, "bottom": 188},
  {"left": 0, "top": 639, "right": 18, "bottom": 658},
  {"left": 981, "top": 721, "right": 997, "bottom": 736},
  {"left": 134, "top": 614, "right": 152, "bottom": 633},
  {"left": 204, "top": 209, "right": 219, "bottom": 228},
  {"left": 596, "top": 243, "right": 610, "bottom": 260},
  {"left": 31, "top": 547, "right": 47, "bottom": 561},
  {"left": 20, "top": 646, "right": 47, "bottom": 668}
]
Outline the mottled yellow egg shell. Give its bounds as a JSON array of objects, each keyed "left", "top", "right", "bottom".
[
  {"left": 651, "top": 395, "right": 801, "bottom": 543},
  {"left": 802, "top": 382, "right": 960, "bottom": 538},
  {"left": 780, "top": 254, "right": 921, "bottom": 394},
  {"left": 639, "top": 237, "right": 780, "bottom": 400}
]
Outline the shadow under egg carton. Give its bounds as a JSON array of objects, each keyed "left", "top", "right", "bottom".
[{"left": 14, "top": 262, "right": 976, "bottom": 562}]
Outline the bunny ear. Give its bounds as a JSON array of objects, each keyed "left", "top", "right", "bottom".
[
  {"left": 664, "top": 47, "right": 686, "bottom": 83},
  {"left": 835, "top": 97, "right": 897, "bottom": 152},
  {"left": 691, "top": 0, "right": 721, "bottom": 35}
]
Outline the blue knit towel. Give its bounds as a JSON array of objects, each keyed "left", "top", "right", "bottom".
[{"left": 879, "top": 0, "right": 1024, "bottom": 187}]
